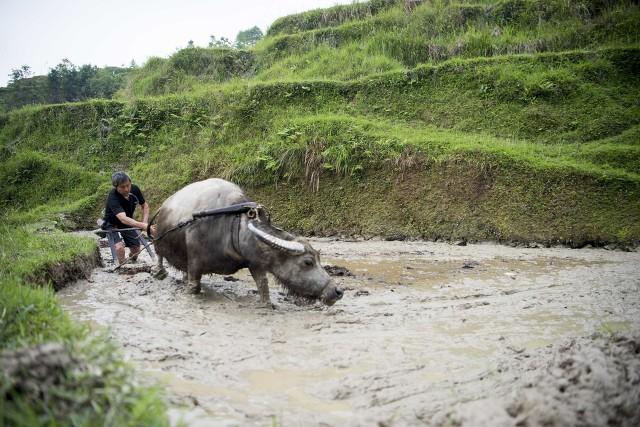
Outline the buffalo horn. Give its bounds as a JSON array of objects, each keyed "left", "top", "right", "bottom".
[{"left": 248, "top": 222, "right": 305, "bottom": 254}]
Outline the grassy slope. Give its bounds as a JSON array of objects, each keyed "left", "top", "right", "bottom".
[
  {"left": 120, "top": 0, "right": 640, "bottom": 94},
  {"left": 0, "top": 222, "right": 170, "bottom": 426},
  {"left": 2, "top": 46, "right": 638, "bottom": 244},
  {"left": 255, "top": 0, "right": 640, "bottom": 72},
  {"left": 0, "top": 147, "right": 169, "bottom": 425}
]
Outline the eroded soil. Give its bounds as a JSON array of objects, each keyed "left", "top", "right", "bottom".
[{"left": 58, "top": 238, "right": 640, "bottom": 426}]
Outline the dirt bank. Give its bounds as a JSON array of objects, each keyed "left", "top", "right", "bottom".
[
  {"left": 58, "top": 238, "right": 640, "bottom": 426},
  {"left": 27, "top": 245, "right": 101, "bottom": 290}
]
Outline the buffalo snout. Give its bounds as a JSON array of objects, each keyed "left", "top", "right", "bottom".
[{"left": 321, "top": 284, "right": 343, "bottom": 306}]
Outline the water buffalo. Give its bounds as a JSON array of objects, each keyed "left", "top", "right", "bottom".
[{"left": 151, "top": 179, "right": 343, "bottom": 307}]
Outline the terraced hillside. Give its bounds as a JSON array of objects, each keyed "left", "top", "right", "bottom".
[
  {"left": 1, "top": 0, "right": 639, "bottom": 424},
  {"left": 2, "top": 0, "right": 639, "bottom": 246}
]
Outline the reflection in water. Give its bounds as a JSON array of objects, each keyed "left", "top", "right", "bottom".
[{"left": 323, "top": 256, "right": 603, "bottom": 290}]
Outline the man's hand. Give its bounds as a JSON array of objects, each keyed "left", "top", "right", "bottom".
[{"left": 140, "top": 223, "right": 157, "bottom": 238}]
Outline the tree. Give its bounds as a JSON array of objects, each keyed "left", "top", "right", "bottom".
[
  {"left": 3, "top": 65, "right": 47, "bottom": 110},
  {"left": 235, "top": 26, "right": 263, "bottom": 49},
  {"left": 208, "top": 35, "right": 232, "bottom": 48},
  {"left": 1, "top": 60, "right": 126, "bottom": 111},
  {"left": 88, "top": 67, "right": 127, "bottom": 98},
  {"left": 8, "top": 65, "right": 32, "bottom": 84},
  {"left": 47, "top": 59, "right": 99, "bottom": 103},
  {"left": 77, "top": 64, "right": 98, "bottom": 99},
  {"left": 48, "top": 59, "right": 78, "bottom": 102}
]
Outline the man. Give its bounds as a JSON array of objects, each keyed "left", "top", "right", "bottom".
[{"left": 103, "top": 171, "right": 151, "bottom": 265}]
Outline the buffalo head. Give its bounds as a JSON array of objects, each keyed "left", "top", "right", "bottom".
[{"left": 248, "top": 221, "right": 343, "bottom": 306}]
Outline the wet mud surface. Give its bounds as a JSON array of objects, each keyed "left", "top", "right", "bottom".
[{"left": 58, "top": 238, "right": 640, "bottom": 426}]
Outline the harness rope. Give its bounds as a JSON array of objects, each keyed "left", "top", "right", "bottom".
[
  {"left": 99, "top": 202, "right": 263, "bottom": 269},
  {"left": 150, "top": 202, "right": 261, "bottom": 243}
]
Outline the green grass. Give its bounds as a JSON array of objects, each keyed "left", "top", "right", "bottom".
[
  {"left": 266, "top": 0, "right": 399, "bottom": 36},
  {"left": 119, "top": 112, "right": 639, "bottom": 245},
  {"left": 255, "top": 0, "right": 640, "bottom": 73},
  {"left": 11, "top": 48, "right": 638, "bottom": 159},
  {"left": 0, "top": 224, "right": 96, "bottom": 283},
  {"left": 1, "top": 46, "right": 638, "bottom": 244},
  {"left": 255, "top": 43, "right": 404, "bottom": 81},
  {"left": 122, "top": 0, "right": 640, "bottom": 95},
  {"left": 0, "top": 0, "right": 639, "bottom": 422},
  {"left": 121, "top": 48, "right": 256, "bottom": 97},
  {"left": 0, "top": 223, "right": 171, "bottom": 426},
  {"left": 0, "top": 156, "right": 168, "bottom": 425},
  {"left": 0, "top": 151, "right": 102, "bottom": 211},
  {"left": 0, "top": 107, "right": 171, "bottom": 426},
  {"left": 0, "top": 276, "right": 80, "bottom": 349}
]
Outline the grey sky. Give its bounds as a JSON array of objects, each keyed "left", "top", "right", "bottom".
[{"left": 0, "top": 0, "right": 355, "bottom": 87}]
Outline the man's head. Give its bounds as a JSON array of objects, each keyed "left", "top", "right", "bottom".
[{"left": 112, "top": 171, "right": 132, "bottom": 197}]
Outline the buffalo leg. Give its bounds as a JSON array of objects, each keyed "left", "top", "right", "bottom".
[
  {"left": 249, "top": 268, "right": 273, "bottom": 307},
  {"left": 187, "top": 262, "right": 202, "bottom": 294},
  {"left": 152, "top": 256, "right": 168, "bottom": 280}
]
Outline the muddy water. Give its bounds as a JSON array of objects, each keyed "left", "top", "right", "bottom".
[{"left": 57, "top": 238, "right": 640, "bottom": 426}]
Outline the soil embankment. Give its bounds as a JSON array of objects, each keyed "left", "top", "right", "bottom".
[{"left": 58, "top": 239, "right": 640, "bottom": 426}]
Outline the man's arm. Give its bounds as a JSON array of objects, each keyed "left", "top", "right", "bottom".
[
  {"left": 142, "top": 202, "right": 150, "bottom": 224},
  {"left": 115, "top": 212, "right": 147, "bottom": 230}
]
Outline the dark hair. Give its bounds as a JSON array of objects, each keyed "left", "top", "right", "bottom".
[{"left": 111, "top": 171, "right": 131, "bottom": 187}]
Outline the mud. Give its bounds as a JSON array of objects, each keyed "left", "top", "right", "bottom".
[{"left": 57, "top": 237, "right": 640, "bottom": 426}]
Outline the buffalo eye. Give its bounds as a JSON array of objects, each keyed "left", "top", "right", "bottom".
[{"left": 303, "top": 258, "right": 314, "bottom": 267}]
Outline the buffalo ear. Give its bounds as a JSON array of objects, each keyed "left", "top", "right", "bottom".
[{"left": 248, "top": 222, "right": 305, "bottom": 254}]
